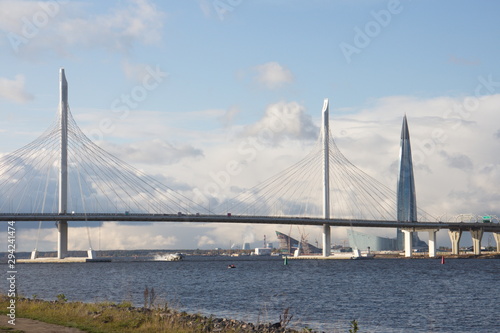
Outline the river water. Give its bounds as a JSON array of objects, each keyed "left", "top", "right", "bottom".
[{"left": 6, "top": 256, "right": 500, "bottom": 332}]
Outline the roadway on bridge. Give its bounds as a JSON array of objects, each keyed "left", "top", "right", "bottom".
[{"left": 2, "top": 213, "right": 500, "bottom": 232}]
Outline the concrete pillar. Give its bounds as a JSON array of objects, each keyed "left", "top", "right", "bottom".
[
  {"left": 494, "top": 233, "right": 500, "bottom": 253},
  {"left": 322, "top": 224, "right": 331, "bottom": 257},
  {"left": 448, "top": 229, "right": 462, "bottom": 255},
  {"left": 57, "top": 221, "right": 68, "bottom": 259},
  {"left": 87, "top": 249, "right": 96, "bottom": 259},
  {"left": 402, "top": 230, "right": 413, "bottom": 257},
  {"left": 30, "top": 249, "right": 39, "bottom": 260},
  {"left": 58, "top": 69, "right": 69, "bottom": 260},
  {"left": 428, "top": 230, "right": 437, "bottom": 258},
  {"left": 321, "top": 99, "right": 331, "bottom": 258},
  {"left": 470, "top": 229, "right": 483, "bottom": 255}
]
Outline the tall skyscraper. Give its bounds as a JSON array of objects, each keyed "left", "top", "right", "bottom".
[{"left": 396, "top": 115, "right": 418, "bottom": 250}]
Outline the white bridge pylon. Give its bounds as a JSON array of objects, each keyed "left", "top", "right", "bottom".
[
  {"left": 58, "top": 68, "right": 69, "bottom": 259},
  {"left": 322, "top": 98, "right": 331, "bottom": 257},
  {"left": 0, "top": 69, "right": 210, "bottom": 259}
]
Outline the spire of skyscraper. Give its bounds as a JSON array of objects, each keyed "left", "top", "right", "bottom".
[
  {"left": 396, "top": 115, "right": 418, "bottom": 249},
  {"left": 397, "top": 114, "right": 417, "bottom": 221}
]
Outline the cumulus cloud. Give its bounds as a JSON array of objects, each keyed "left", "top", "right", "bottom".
[
  {"left": 243, "top": 101, "right": 318, "bottom": 145},
  {"left": 253, "top": 62, "right": 294, "bottom": 89},
  {"left": 69, "top": 222, "right": 179, "bottom": 250},
  {"left": 99, "top": 139, "right": 203, "bottom": 165},
  {"left": 0, "top": 74, "right": 34, "bottom": 103},
  {"left": 0, "top": 0, "right": 165, "bottom": 56},
  {"left": 439, "top": 151, "right": 474, "bottom": 171},
  {"left": 196, "top": 235, "right": 215, "bottom": 248}
]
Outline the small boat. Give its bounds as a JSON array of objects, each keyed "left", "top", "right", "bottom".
[
  {"left": 227, "top": 264, "right": 236, "bottom": 269},
  {"left": 155, "top": 253, "right": 184, "bottom": 261}
]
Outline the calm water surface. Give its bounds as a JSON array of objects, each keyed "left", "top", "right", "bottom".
[{"left": 6, "top": 256, "right": 500, "bottom": 332}]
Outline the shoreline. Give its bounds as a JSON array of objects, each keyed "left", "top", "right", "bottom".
[
  {"left": 3, "top": 249, "right": 500, "bottom": 264},
  {"left": 0, "top": 296, "right": 320, "bottom": 333}
]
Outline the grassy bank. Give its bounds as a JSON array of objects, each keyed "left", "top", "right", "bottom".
[{"left": 0, "top": 295, "right": 319, "bottom": 333}]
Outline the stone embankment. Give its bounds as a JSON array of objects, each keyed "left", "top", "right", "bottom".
[
  {"left": 129, "top": 306, "right": 316, "bottom": 332},
  {"left": 1, "top": 296, "right": 321, "bottom": 333}
]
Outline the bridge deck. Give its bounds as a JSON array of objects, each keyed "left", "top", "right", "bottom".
[{"left": 1, "top": 213, "right": 499, "bottom": 232}]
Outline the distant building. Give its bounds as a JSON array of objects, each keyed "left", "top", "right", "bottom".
[
  {"left": 396, "top": 115, "right": 423, "bottom": 250},
  {"left": 275, "top": 231, "right": 322, "bottom": 254},
  {"left": 254, "top": 248, "right": 272, "bottom": 255},
  {"left": 347, "top": 229, "right": 428, "bottom": 251},
  {"left": 347, "top": 229, "right": 397, "bottom": 251},
  {"left": 242, "top": 242, "right": 251, "bottom": 250}
]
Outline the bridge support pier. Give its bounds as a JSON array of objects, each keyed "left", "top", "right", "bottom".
[
  {"left": 402, "top": 230, "right": 413, "bottom": 257},
  {"left": 321, "top": 99, "right": 331, "bottom": 258},
  {"left": 448, "top": 229, "right": 462, "bottom": 255},
  {"left": 57, "top": 221, "right": 68, "bottom": 259},
  {"left": 470, "top": 228, "right": 483, "bottom": 255},
  {"left": 30, "top": 249, "right": 39, "bottom": 260},
  {"left": 322, "top": 224, "right": 331, "bottom": 257},
  {"left": 494, "top": 233, "right": 500, "bottom": 253},
  {"left": 428, "top": 230, "right": 437, "bottom": 258},
  {"left": 87, "top": 249, "right": 96, "bottom": 259}
]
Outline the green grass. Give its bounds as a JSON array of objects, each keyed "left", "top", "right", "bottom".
[
  {"left": 0, "top": 296, "right": 203, "bottom": 333},
  {"left": 0, "top": 295, "right": 327, "bottom": 332}
]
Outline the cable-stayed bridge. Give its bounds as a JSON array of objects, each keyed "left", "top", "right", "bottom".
[{"left": 1, "top": 69, "right": 499, "bottom": 259}]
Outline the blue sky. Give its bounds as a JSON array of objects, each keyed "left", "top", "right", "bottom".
[{"left": 1, "top": 0, "right": 500, "bottom": 251}]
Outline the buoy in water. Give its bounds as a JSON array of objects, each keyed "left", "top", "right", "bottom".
[
  {"left": 441, "top": 256, "right": 445, "bottom": 264},
  {"left": 284, "top": 256, "right": 288, "bottom": 265}
]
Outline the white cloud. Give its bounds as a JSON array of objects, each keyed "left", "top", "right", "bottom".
[
  {"left": 0, "top": 74, "right": 34, "bottom": 103},
  {"left": 253, "top": 62, "right": 294, "bottom": 89},
  {"left": 243, "top": 101, "right": 318, "bottom": 145},
  {"left": 60, "top": 0, "right": 164, "bottom": 50},
  {"left": 196, "top": 235, "right": 215, "bottom": 248},
  {"left": 83, "top": 222, "right": 178, "bottom": 250},
  {"left": 14, "top": 222, "right": 179, "bottom": 251},
  {"left": 99, "top": 139, "right": 203, "bottom": 165},
  {"left": 439, "top": 151, "right": 474, "bottom": 171},
  {"left": 0, "top": 0, "right": 165, "bottom": 56}
]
